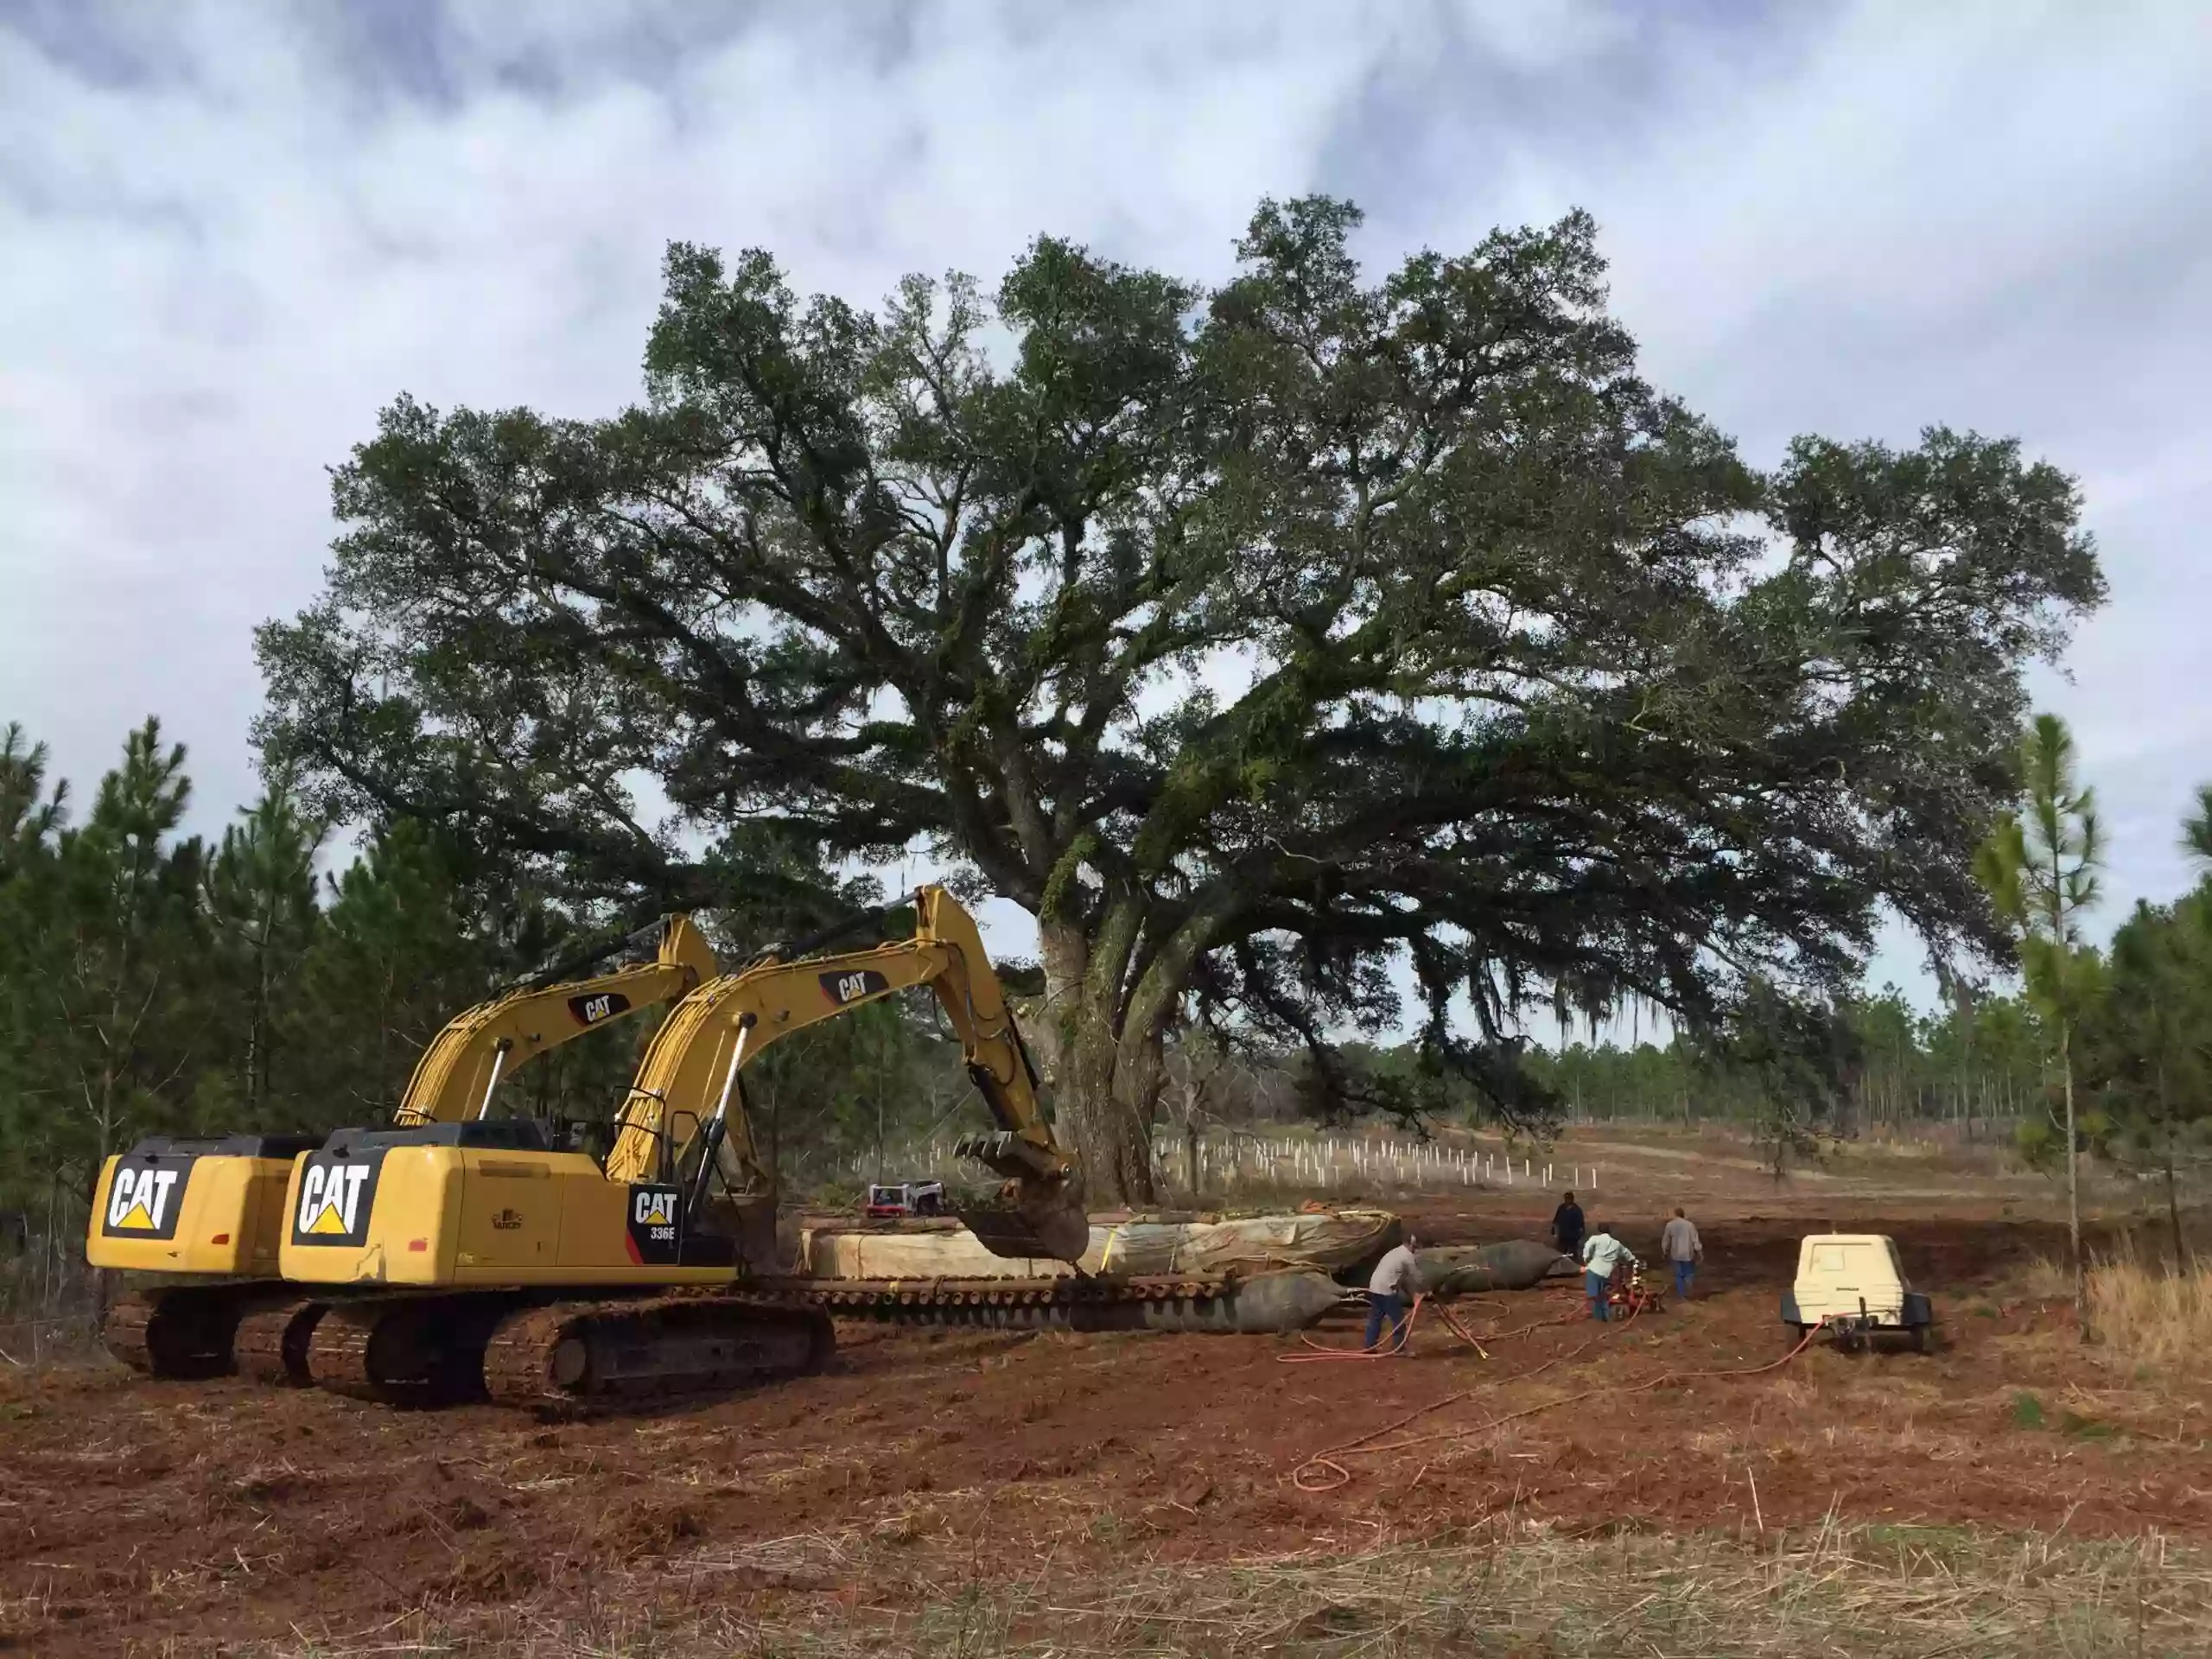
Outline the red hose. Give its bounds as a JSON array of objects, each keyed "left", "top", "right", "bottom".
[
  {"left": 1278, "top": 1294, "right": 1429, "bottom": 1363},
  {"left": 1281, "top": 1286, "right": 1588, "bottom": 1365}
]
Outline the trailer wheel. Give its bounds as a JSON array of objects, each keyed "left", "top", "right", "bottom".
[{"left": 1910, "top": 1322, "right": 1931, "bottom": 1354}]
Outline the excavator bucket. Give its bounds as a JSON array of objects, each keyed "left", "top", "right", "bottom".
[
  {"left": 954, "top": 1179, "right": 1091, "bottom": 1265},
  {"left": 951, "top": 1130, "right": 1090, "bottom": 1263}
]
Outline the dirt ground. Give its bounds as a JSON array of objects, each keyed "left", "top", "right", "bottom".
[{"left": 3, "top": 1140, "right": 2206, "bottom": 1656}]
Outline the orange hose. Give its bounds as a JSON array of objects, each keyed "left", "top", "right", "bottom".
[
  {"left": 1280, "top": 1286, "right": 1591, "bottom": 1364},
  {"left": 1280, "top": 1294, "right": 1430, "bottom": 1362}
]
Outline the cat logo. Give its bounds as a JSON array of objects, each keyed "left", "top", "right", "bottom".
[
  {"left": 105, "top": 1166, "right": 181, "bottom": 1234},
  {"left": 295, "top": 1160, "right": 374, "bottom": 1241},
  {"left": 568, "top": 990, "right": 632, "bottom": 1027},
  {"left": 820, "top": 968, "right": 890, "bottom": 1007},
  {"left": 625, "top": 1183, "right": 683, "bottom": 1266},
  {"left": 491, "top": 1208, "right": 524, "bottom": 1231}
]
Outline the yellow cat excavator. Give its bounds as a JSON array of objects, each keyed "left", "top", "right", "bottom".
[
  {"left": 90, "top": 913, "right": 717, "bottom": 1377},
  {"left": 277, "top": 886, "right": 1086, "bottom": 1408}
]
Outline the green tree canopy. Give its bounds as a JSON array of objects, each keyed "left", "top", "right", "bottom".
[
  {"left": 2079, "top": 887, "right": 2212, "bottom": 1263},
  {"left": 2186, "top": 785, "right": 2212, "bottom": 868},
  {"left": 202, "top": 779, "right": 327, "bottom": 1119},
  {"left": 1, "top": 719, "right": 210, "bottom": 1192},
  {"left": 257, "top": 196, "right": 2105, "bottom": 1203}
]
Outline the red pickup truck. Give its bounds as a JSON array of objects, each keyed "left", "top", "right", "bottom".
[{"left": 865, "top": 1181, "right": 946, "bottom": 1219}]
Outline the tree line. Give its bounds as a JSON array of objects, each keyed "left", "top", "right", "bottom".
[
  {"left": 1519, "top": 985, "right": 2053, "bottom": 1143},
  {"left": 1136, "top": 993, "right": 2051, "bottom": 1150}
]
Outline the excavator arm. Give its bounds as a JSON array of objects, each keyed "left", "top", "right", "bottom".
[
  {"left": 391, "top": 913, "right": 717, "bottom": 1128},
  {"left": 601, "top": 888, "right": 1088, "bottom": 1263}
]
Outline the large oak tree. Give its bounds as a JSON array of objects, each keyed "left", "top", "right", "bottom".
[{"left": 257, "top": 197, "right": 2103, "bottom": 1204}]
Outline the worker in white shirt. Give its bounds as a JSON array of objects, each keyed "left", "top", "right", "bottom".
[
  {"left": 1579, "top": 1225, "right": 1636, "bottom": 1321},
  {"left": 1363, "top": 1231, "right": 1421, "bottom": 1352},
  {"left": 1661, "top": 1207, "right": 1703, "bottom": 1300}
]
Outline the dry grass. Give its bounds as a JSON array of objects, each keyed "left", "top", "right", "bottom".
[
  {"left": 0, "top": 1242, "right": 101, "bottom": 1369},
  {"left": 2019, "top": 1251, "right": 2077, "bottom": 1300},
  {"left": 2088, "top": 1241, "right": 2212, "bottom": 1376},
  {"left": 252, "top": 1522, "right": 2212, "bottom": 1657},
  {"left": 2018, "top": 1240, "right": 2212, "bottom": 1377}
]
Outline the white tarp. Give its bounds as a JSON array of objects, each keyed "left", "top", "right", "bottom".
[{"left": 800, "top": 1208, "right": 1401, "bottom": 1281}]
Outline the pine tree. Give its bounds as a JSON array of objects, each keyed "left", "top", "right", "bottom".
[
  {"left": 2187, "top": 784, "right": 2212, "bottom": 868},
  {"left": 0, "top": 725, "right": 72, "bottom": 1211},
  {"left": 292, "top": 820, "right": 493, "bottom": 1129},
  {"left": 0, "top": 723, "right": 68, "bottom": 878},
  {"left": 1977, "top": 713, "right": 2103, "bottom": 1341},
  {"left": 203, "top": 776, "right": 327, "bottom": 1120},
  {"left": 11, "top": 721, "right": 212, "bottom": 1198},
  {"left": 2082, "top": 893, "right": 2212, "bottom": 1268}
]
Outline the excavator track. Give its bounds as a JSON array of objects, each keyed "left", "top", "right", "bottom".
[
  {"left": 101, "top": 1295, "right": 160, "bottom": 1375},
  {"left": 752, "top": 1274, "right": 1241, "bottom": 1330},
  {"left": 101, "top": 1287, "right": 246, "bottom": 1379},
  {"left": 303, "top": 1297, "right": 510, "bottom": 1408},
  {"left": 746, "top": 1269, "right": 1347, "bottom": 1335},
  {"left": 482, "top": 1295, "right": 833, "bottom": 1409},
  {"left": 232, "top": 1297, "right": 327, "bottom": 1387},
  {"left": 303, "top": 1304, "right": 385, "bottom": 1403},
  {"left": 207, "top": 1271, "right": 1331, "bottom": 1413}
]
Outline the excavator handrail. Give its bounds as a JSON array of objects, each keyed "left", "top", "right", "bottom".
[{"left": 390, "top": 912, "right": 718, "bottom": 1128}]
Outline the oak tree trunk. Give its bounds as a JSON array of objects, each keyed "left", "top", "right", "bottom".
[{"left": 1035, "top": 917, "right": 1160, "bottom": 1210}]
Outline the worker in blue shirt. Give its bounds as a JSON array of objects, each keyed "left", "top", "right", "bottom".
[{"left": 1661, "top": 1207, "right": 1703, "bottom": 1300}]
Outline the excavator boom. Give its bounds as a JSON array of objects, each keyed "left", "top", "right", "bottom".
[
  {"left": 601, "top": 888, "right": 1085, "bottom": 1262},
  {"left": 392, "top": 913, "right": 717, "bottom": 1126}
]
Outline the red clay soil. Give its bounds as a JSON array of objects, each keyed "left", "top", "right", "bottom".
[{"left": 2, "top": 1203, "right": 2202, "bottom": 1656}]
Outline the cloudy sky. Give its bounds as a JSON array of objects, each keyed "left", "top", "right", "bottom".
[{"left": 4, "top": 0, "right": 2209, "bottom": 1002}]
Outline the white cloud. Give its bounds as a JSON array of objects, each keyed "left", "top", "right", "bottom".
[{"left": 3, "top": 0, "right": 2207, "bottom": 1004}]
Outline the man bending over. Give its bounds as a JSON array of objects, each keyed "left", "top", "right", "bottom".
[
  {"left": 1580, "top": 1224, "right": 1636, "bottom": 1322},
  {"left": 1365, "top": 1231, "right": 1421, "bottom": 1352}
]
